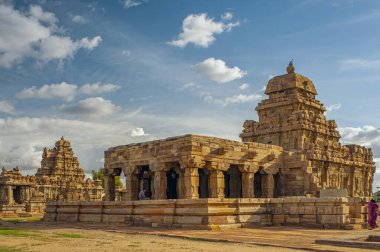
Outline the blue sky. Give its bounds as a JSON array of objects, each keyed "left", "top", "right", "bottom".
[{"left": 0, "top": 0, "right": 380, "bottom": 190}]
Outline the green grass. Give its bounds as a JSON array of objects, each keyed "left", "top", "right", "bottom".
[
  {"left": 0, "top": 217, "right": 42, "bottom": 224},
  {"left": 0, "top": 229, "right": 40, "bottom": 237},
  {"left": 54, "top": 233, "right": 84, "bottom": 238}
]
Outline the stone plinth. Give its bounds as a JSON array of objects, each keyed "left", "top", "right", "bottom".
[{"left": 44, "top": 197, "right": 366, "bottom": 230}]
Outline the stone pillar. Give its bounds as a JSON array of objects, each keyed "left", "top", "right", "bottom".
[
  {"left": 104, "top": 174, "right": 115, "bottom": 201},
  {"left": 184, "top": 168, "right": 199, "bottom": 199},
  {"left": 153, "top": 171, "right": 166, "bottom": 199},
  {"left": 262, "top": 174, "right": 274, "bottom": 198},
  {"left": 125, "top": 175, "right": 139, "bottom": 201},
  {"left": 210, "top": 170, "right": 225, "bottom": 198},
  {"left": 242, "top": 172, "right": 255, "bottom": 198},
  {"left": 7, "top": 185, "right": 13, "bottom": 205}
]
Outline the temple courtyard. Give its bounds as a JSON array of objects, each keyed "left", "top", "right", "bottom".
[{"left": 0, "top": 219, "right": 379, "bottom": 252}]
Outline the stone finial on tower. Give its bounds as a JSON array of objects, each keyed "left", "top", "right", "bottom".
[
  {"left": 61, "top": 136, "right": 64, "bottom": 141},
  {"left": 286, "top": 60, "right": 295, "bottom": 74}
]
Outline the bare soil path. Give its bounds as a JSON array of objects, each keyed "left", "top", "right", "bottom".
[{"left": 0, "top": 221, "right": 379, "bottom": 252}]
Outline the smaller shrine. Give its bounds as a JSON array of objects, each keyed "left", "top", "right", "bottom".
[{"left": 0, "top": 137, "right": 103, "bottom": 217}]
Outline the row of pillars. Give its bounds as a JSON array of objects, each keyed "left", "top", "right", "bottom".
[{"left": 104, "top": 167, "right": 277, "bottom": 201}]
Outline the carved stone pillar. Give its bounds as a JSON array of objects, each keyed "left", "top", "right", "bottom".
[
  {"left": 184, "top": 168, "right": 199, "bottom": 199},
  {"left": 7, "top": 185, "right": 13, "bottom": 205},
  {"left": 262, "top": 174, "right": 274, "bottom": 198},
  {"left": 210, "top": 170, "right": 225, "bottom": 198},
  {"left": 242, "top": 172, "right": 255, "bottom": 198},
  {"left": 104, "top": 174, "right": 115, "bottom": 201},
  {"left": 153, "top": 171, "right": 166, "bottom": 199},
  {"left": 125, "top": 174, "right": 138, "bottom": 201}
]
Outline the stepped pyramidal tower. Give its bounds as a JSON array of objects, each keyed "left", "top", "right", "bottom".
[
  {"left": 240, "top": 61, "right": 375, "bottom": 197},
  {"left": 0, "top": 137, "right": 102, "bottom": 217},
  {"left": 36, "top": 136, "right": 85, "bottom": 182}
]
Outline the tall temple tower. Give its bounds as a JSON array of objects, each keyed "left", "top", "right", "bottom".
[
  {"left": 36, "top": 136, "right": 85, "bottom": 182},
  {"left": 240, "top": 62, "right": 375, "bottom": 197}
]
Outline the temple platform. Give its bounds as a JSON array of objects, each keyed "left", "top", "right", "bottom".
[{"left": 44, "top": 197, "right": 368, "bottom": 230}]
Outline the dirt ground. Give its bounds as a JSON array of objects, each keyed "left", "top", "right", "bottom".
[{"left": 0, "top": 220, "right": 379, "bottom": 252}]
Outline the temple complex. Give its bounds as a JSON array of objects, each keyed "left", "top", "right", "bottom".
[
  {"left": 0, "top": 137, "right": 103, "bottom": 217},
  {"left": 45, "top": 63, "right": 375, "bottom": 229},
  {"left": 102, "top": 62, "right": 374, "bottom": 201}
]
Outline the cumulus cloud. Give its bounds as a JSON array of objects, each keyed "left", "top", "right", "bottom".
[
  {"left": 325, "top": 103, "right": 341, "bottom": 112},
  {"left": 202, "top": 92, "right": 261, "bottom": 107},
  {"left": 194, "top": 57, "right": 247, "bottom": 83},
  {"left": 131, "top": 127, "right": 146, "bottom": 136},
  {"left": 16, "top": 82, "right": 78, "bottom": 101},
  {"left": 0, "top": 4, "right": 101, "bottom": 68},
  {"left": 168, "top": 13, "right": 239, "bottom": 48},
  {"left": 71, "top": 15, "right": 87, "bottom": 24},
  {"left": 221, "top": 12, "right": 233, "bottom": 21},
  {"left": 79, "top": 83, "right": 120, "bottom": 95},
  {"left": 60, "top": 97, "right": 121, "bottom": 117},
  {"left": 123, "top": 0, "right": 147, "bottom": 8},
  {"left": 16, "top": 82, "right": 120, "bottom": 101},
  {"left": 239, "top": 83, "right": 250, "bottom": 90},
  {"left": 0, "top": 117, "right": 151, "bottom": 173},
  {"left": 0, "top": 100, "right": 16, "bottom": 115}
]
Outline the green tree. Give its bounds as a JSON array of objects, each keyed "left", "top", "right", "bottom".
[{"left": 91, "top": 168, "right": 123, "bottom": 188}]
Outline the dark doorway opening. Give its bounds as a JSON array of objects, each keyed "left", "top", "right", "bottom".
[
  {"left": 136, "top": 165, "right": 152, "bottom": 199},
  {"left": 12, "top": 186, "right": 22, "bottom": 204},
  {"left": 166, "top": 168, "right": 179, "bottom": 199},
  {"left": 198, "top": 168, "right": 210, "bottom": 198},
  {"left": 254, "top": 171, "right": 263, "bottom": 198},
  {"left": 224, "top": 165, "right": 242, "bottom": 198}
]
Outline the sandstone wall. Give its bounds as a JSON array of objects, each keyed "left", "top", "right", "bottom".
[{"left": 44, "top": 197, "right": 366, "bottom": 230}]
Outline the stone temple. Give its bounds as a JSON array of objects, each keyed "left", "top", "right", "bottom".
[
  {"left": 45, "top": 63, "right": 375, "bottom": 229},
  {"left": 0, "top": 137, "right": 103, "bottom": 217}
]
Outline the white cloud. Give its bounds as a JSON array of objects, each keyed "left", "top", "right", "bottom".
[
  {"left": 201, "top": 92, "right": 261, "bottom": 107},
  {"left": 72, "top": 15, "right": 87, "bottom": 24},
  {"left": 16, "top": 82, "right": 120, "bottom": 101},
  {"left": 79, "top": 83, "right": 120, "bottom": 95},
  {"left": 194, "top": 57, "right": 247, "bottom": 83},
  {"left": 0, "top": 100, "right": 16, "bottom": 115},
  {"left": 0, "top": 4, "right": 101, "bottom": 68},
  {"left": 339, "top": 58, "right": 380, "bottom": 71},
  {"left": 0, "top": 117, "right": 151, "bottom": 173},
  {"left": 168, "top": 13, "right": 239, "bottom": 48},
  {"left": 123, "top": 0, "right": 147, "bottom": 8},
  {"left": 239, "top": 83, "right": 250, "bottom": 90},
  {"left": 16, "top": 82, "right": 78, "bottom": 101},
  {"left": 221, "top": 12, "right": 233, "bottom": 21},
  {"left": 131, "top": 127, "right": 146, "bottom": 136},
  {"left": 179, "top": 82, "right": 202, "bottom": 91},
  {"left": 326, "top": 103, "right": 341, "bottom": 112},
  {"left": 60, "top": 97, "right": 121, "bottom": 117}
]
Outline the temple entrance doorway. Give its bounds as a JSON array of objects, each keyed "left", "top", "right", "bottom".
[
  {"left": 136, "top": 165, "right": 152, "bottom": 199},
  {"left": 224, "top": 165, "right": 242, "bottom": 198},
  {"left": 198, "top": 168, "right": 210, "bottom": 198},
  {"left": 12, "top": 186, "right": 22, "bottom": 204},
  {"left": 254, "top": 171, "right": 263, "bottom": 198},
  {"left": 166, "top": 168, "right": 179, "bottom": 199}
]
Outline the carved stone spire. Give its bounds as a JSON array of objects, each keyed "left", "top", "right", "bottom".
[{"left": 286, "top": 60, "right": 295, "bottom": 74}]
